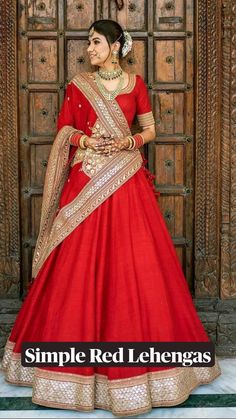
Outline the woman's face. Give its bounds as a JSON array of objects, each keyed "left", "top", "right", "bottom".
[{"left": 87, "top": 29, "right": 118, "bottom": 66}]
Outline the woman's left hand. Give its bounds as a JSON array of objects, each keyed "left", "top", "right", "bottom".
[{"left": 95, "top": 136, "right": 129, "bottom": 156}]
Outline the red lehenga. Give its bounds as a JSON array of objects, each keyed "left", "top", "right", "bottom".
[{"left": 1, "top": 72, "right": 221, "bottom": 417}]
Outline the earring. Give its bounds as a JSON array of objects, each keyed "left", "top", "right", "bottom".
[{"left": 112, "top": 50, "right": 119, "bottom": 64}]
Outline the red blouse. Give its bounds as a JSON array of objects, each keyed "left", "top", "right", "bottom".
[{"left": 57, "top": 74, "right": 154, "bottom": 135}]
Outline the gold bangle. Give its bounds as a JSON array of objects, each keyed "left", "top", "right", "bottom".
[
  {"left": 127, "top": 136, "right": 133, "bottom": 150},
  {"left": 127, "top": 136, "right": 132, "bottom": 149},
  {"left": 127, "top": 135, "right": 135, "bottom": 150},
  {"left": 79, "top": 135, "right": 88, "bottom": 149}
]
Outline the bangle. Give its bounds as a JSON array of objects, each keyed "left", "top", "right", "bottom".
[
  {"left": 79, "top": 134, "right": 88, "bottom": 149},
  {"left": 68, "top": 132, "right": 88, "bottom": 149},
  {"left": 69, "top": 131, "right": 83, "bottom": 146},
  {"left": 126, "top": 134, "right": 144, "bottom": 150},
  {"left": 127, "top": 135, "right": 135, "bottom": 150},
  {"left": 133, "top": 133, "right": 145, "bottom": 148}
]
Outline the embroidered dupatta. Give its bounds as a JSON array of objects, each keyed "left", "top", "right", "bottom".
[{"left": 32, "top": 73, "right": 143, "bottom": 278}]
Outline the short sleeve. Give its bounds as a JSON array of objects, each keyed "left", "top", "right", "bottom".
[
  {"left": 57, "top": 82, "right": 75, "bottom": 132},
  {"left": 136, "top": 75, "right": 155, "bottom": 128}
]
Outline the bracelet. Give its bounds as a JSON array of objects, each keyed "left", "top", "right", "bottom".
[
  {"left": 68, "top": 131, "right": 88, "bottom": 149},
  {"left": 133, "top": 133, "right": 145, "bottom": 148},
  {"left": 69, "top": 132, "right": 82, "bottom": 146},
  {"left": 79, "top": 134, "right": 89, "bottom": 149},
  {"left": 68, "top": 132, "right": 78, "bottom": 146},
  {"left": 126, "top": 134, "right": 145, "bottom": 150},
  {"left": 126, "top": 135, "right": 135, "bottom": 150}
]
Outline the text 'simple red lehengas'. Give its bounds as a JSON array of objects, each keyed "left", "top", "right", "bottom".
[{"left": 1, "top": 72, "right": 221, "bottom": 417}]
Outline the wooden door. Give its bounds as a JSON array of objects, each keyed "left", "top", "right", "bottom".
[{"left": 18, "top": 0, "right": 194, "bottom": 294}]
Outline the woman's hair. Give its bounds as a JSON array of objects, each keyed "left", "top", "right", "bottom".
[{"left": 88, "top": 20, "right": 125, "bottom": 58}]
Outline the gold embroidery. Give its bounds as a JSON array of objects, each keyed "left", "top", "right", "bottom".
[
  {"left": 88, "top": 71, "right": 137, "bottom": 95},
  {"left": 70, "top": 147, "right": 86, "bottom": 167},
  {"left": 71, "top": 119, "right": 114, "bottom": 173},
  {"left": 120, "top": 72, "right": 136, "bottom": 94},
  {"left": 2, "top": 338, "right": 221, "bottom": 417},
  {"left": 137, "top": 111, "right": 155, "bottom": 127},
  {"left": 81, "top": 119, "right": 115, "bottom": 177},
  {"left": 70, "top": 119, "right": 120, "bottom": 173},
  {"left": 32, "top": 125, "right": 78, "bottom": 278}
]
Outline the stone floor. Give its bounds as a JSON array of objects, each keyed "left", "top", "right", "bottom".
[{"left": 0, "top": 358, "right": 236, "bottom": 418}]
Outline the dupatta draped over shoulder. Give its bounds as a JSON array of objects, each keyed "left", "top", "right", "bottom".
[{"left": 32, "top": 72, "right": 151, "bottom": 278}]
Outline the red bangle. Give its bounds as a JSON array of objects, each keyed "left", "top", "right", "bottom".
[
  {"left": 68, "top": 132, "right": 83, "bottom": 147},
  {"left": 133, "top": 133, "right": 145, "bottom": 149}
]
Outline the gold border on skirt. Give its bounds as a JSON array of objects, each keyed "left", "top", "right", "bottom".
[{"left": 1, "top": 339, "right": 221, "bottom": 417}]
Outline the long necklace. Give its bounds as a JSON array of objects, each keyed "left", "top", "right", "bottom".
[{"left": 95, "top": 72, "right": 124, "bottom": 101}]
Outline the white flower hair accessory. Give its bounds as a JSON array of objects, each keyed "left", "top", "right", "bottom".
[{"left": 121, "top": 30, "right": 132, "bottom": 57}]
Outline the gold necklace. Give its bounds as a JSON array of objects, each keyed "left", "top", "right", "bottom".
[
  {"left": 98, "top": 66, "right": 123, "bottom": 80},
  {"left": 95, "top": 72, "right": 124, "bottom": 101}
]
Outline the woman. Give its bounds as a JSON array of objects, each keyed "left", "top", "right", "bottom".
[{"left": 1, "top": 19, "right": 221, "bottom": 417}]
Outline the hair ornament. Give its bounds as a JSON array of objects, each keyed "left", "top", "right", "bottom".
[{"left": 121, "top": 30, "right": 132, "bottom": 57}]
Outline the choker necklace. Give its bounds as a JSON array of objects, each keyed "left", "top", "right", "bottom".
[{"left": 98, "top": 67, "right": 123, "bottom": 80}]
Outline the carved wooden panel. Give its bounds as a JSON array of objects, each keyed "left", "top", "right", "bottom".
[
  {"left": 195, "top": 0, "right": 221, "bottom": 298},
  {"left": 0, "top": 1, "right": 20, "bottom": 298},
  {"left": 220, "top": 0, "right": 236, "bottom": 299}
]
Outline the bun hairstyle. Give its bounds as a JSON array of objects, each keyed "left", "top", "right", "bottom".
[{"left": 88, "top": 19, "right": 125, "bottom": 59}]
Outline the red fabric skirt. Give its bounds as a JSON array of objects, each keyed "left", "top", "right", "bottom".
[{"left": 8, "top": 159, "right": 211, "bottom": 381}]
